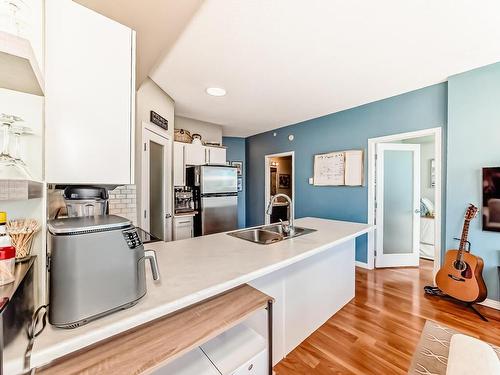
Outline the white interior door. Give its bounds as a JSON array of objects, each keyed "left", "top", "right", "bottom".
[
  {"left": 376, "top": 143, "right": 420, "bottom": 267},
  {"left": 142, "top": 129, "right": 172, "bottom": 241}
]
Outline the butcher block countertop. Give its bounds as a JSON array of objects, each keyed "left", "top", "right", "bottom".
[
  {"left": 37, "top": 285, "right": 273, "bottom": 375},
  {"left": 4, "top": 217, "right": 374, "bottom": 374}
]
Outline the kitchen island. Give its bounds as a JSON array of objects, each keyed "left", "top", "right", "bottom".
[{"left": 4, "top": 217, "right": 374, "bottom": 374}]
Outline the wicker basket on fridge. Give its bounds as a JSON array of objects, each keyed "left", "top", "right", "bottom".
[{"left": 174, "top": 129, "right": 192, "bottom": 143}]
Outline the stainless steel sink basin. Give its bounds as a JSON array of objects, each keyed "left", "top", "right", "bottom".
[
  {"left": 262, "top": 224, "right": 316, "bottom": 238},
  {"left": 228, "top": 224, "right": 316, "bottom": 245}
]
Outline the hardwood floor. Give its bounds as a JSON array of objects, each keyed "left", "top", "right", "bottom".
[{"left": 274, "top": 260, "right": 500, "bottom": 374}]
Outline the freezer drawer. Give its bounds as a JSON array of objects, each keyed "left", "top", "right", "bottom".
[
  {"left": 201, "top": 195, "right": 238, "bottom": 235},
  {"left": 201, "top": 166, "right": 238, "bottom": 194}
]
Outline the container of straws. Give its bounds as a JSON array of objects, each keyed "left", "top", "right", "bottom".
[{"left": 6, "top": 219, "right": 40, "bottom": 261}]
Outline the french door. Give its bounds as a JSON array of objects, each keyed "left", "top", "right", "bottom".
[{"left": 375, "top": 143, "right": 420, "bottom": 267}]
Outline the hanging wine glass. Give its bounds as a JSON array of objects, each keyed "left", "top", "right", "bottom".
[
  {"left": 0, "top": 113, "right": 30, "bottom": 179},
  {"left": 10, "top": 124, "right": 33, "bottom": 178}
]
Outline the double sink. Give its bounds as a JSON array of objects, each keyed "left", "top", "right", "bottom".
[{"left": 228, "top": 224, "right": 316, "bottom": 245}]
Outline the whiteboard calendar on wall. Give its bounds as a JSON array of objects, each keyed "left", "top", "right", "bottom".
[{"left": 313, "top": 150, "right": 364, "bottom": 186}]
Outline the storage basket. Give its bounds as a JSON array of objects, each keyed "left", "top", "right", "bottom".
[{"left": 174, "top": 129, "right": 192, "bottom": 143}]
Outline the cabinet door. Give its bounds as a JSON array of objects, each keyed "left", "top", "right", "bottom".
[
  {"left": 185, "top": 144, "right": 207, "bottom": 165},
  {"left": 173, "top": 142, "right": 186, "bottom": 186},
  {"left": 45, "top": 0, "right": 134, "bottom": 184},
  {"left": 173, "top": 217, "right": 193, "bottom": 240},
  {"left": 207, "top": 147, "right": 226, "bottom": 165},
  {"left": 200, "top": 325, "right": 267, "bottom": 375}
]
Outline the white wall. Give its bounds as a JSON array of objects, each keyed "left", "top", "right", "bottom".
[
  {"left": 136, "top": 78, "right": 175, "bottom": 138},
  {"left": 175, "top": 116, "right": 222, "bottom": 144},
  {"left": 135, "top": 77, "right": 175, "bottom": 224}
]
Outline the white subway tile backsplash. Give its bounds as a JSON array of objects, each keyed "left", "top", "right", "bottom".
[{"left": 109, "top": 185, "right": 137, "bottom": 225}]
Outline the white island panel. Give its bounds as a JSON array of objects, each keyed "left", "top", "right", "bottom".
[{"left": 247, "top": 238, "right": 355, "bottom": 364}]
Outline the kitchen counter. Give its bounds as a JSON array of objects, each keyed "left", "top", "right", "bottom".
[{"left": 4, "top": 217, "right": 374, "bottom": 374}]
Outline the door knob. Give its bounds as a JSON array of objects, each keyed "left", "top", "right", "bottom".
[
  {"left": 414, "top": 209, "right": 421, "bottom": 214},
  {"left": 165, "top": 213, "right": 172, "bottom": 219}
]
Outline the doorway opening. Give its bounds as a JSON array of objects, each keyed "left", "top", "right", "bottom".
[
  {"left": 367, "top": 128, "right": 442, "bottom": 278},
  {"left": 264, "top": 152, "right": 294, "bottom": 225}
]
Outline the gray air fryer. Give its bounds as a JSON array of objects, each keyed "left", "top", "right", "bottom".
[{"left": 47, "top": 215, "right": 160, "bottom": 328}]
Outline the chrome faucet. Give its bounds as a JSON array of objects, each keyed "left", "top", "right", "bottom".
[{"left": 266, "top": 193, "right": 295, "bottom": 236}]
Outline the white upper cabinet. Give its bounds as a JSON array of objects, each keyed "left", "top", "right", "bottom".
[
  {"left": 185, "top": 143, "right": 206, "bottom": 165},
  {"left": 45, "top": 0, "right": 135, "bottom": 184},
  {"left": 206, "top": 147, "right": 226, "bottom": 165},
  {"left": 174, "top": 142, "right": 227, "bottom": 186},
  {"left": 173, "top": 142, "right": 186, "bottom": 187}
]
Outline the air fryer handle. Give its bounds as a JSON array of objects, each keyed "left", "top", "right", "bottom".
[{"left": 144, "top": 250, "right": 160, "bottom": 281}]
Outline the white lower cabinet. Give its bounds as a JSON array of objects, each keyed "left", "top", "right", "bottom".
[
  {"left": 151, "top": 348, "right": 219, "bottom": 375},
  {"left": 173, "top": 216, "right": 194, "bottom": 241},
  {"left": 201, "top": 325, "right": 267, "bottom": 375},
  {"left": 153, "top": 325, "right": 267, "bottom": 375}
]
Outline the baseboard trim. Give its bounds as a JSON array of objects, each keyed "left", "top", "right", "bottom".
[
  {"left": 355, "top": 261, "right": 374, "bottom": 270},
  {"left": 479, "top": 298, "right": 500, "bottom": 310}
]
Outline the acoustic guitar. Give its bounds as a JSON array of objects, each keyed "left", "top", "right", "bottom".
[{"left": 436, "top": 204, "right": 487, "bottom": 303}]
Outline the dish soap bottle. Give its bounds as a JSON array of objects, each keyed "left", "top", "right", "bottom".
[{"left": 0, "top": 212, "right": 11, "bottom": 247}]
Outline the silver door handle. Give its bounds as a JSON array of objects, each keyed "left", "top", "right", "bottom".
[
  {"left": 415, "top": 209, "right": 421, "bottom": 214},
  {"left": 144, "top": 250, "right": 160, "bottom": 281}
]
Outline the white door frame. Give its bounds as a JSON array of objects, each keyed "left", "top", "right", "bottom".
[
  {"left": 264, "top": 151, "right": 295, "bottom": 225},
  {"left": 375, "top": 143, "right": 421, "bottom": 268},
  {"left": 141, "top": 123, "right": 173, "bottom": 241},
  {"left": 367, "top": 127, "right": 442, "bottom": 278}
]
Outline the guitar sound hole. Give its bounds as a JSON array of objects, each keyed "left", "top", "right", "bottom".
[{"left": 453, "top": 260, "right": 466, "bottom": 271}]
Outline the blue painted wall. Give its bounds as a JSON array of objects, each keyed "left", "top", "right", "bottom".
[
  {"left": 446, "top": 62, "right": 500, "bottom": 301},
  {"left": 222, "top": 136, "right": 246, "bottom": 228},
  {"left": 245, "top": 83, "right": 448, "bottom": 262}
]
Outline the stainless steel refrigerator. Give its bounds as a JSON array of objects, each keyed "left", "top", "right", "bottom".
[{"left": 187, "top": 165, "right": 238, "bottom": 236}]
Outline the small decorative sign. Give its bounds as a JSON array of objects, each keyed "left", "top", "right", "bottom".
[{"left": 150, "top": 111, "right": 168, "bottom": 130}]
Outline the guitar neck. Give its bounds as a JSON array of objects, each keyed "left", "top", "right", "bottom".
[{"left": 458, "top": 220, "right": 471, "bottom": 259}]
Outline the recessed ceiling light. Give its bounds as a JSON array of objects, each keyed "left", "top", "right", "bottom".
[{"left": 206, "top": 87, "right": 226, "bottom": 97}]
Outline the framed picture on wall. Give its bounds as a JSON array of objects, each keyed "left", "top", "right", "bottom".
[
  {"left": 237, "top": 177, "right": 243, "bottom": 192},
  {"left": 483, "top": 167, "right": 500, "bottom": 232},
  {"left": 279, "top": 174, "right": 291, "bottom": 189},
  {"left": 231, "top": 161, "right": 243, "bottom": 176}
]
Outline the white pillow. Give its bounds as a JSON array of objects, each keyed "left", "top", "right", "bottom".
[{"left": 446, "top": 334, "right": 500, "bottom": 375}]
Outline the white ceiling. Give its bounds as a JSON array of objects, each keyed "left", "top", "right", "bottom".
[{"left": 151, "top": 0, "right": 500, "bottom": 137}]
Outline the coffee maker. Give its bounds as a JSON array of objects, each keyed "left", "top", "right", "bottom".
[{"left": 174, "top": 187, "right": 194, "bottom": 214}]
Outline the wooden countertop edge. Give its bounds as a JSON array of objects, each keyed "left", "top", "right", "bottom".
[{"left": 37, "top": 284, "right": 273, "bottom": 375}]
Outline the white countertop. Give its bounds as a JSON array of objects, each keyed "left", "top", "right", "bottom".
[{"left": 5, "top": 217, "right": 374, "bottom": 374}]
